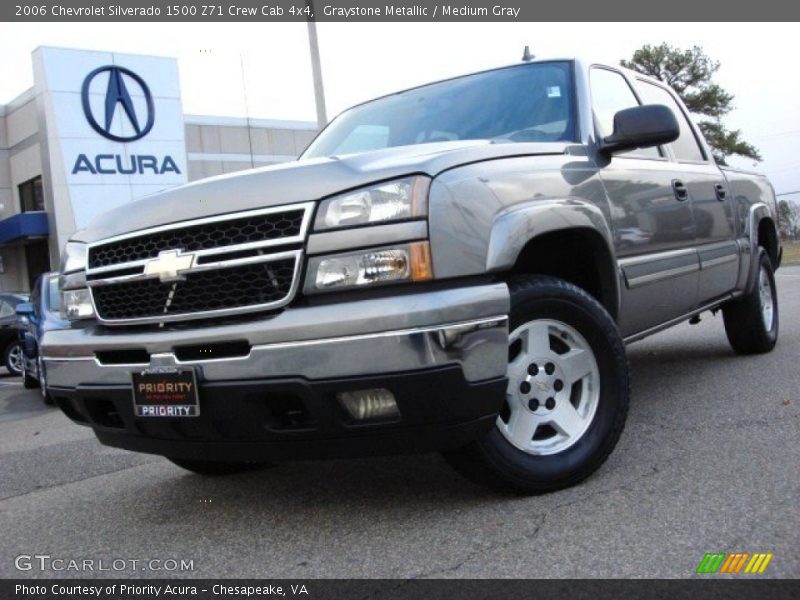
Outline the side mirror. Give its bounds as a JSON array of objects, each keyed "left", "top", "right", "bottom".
[
  {"left": 600, "top": 104, "right": 679, "bottom": 155},
  {"left": 15, "top": 302, "right": 34, "bottom": 317}
]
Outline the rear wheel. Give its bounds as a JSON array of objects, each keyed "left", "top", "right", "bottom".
[
  {"left": 444, "top": 275, "right": 629, "bottom": 494},
  {"left": 4, "top": 341, "right": 23, "bottom": 376},
  {"left": 722, "top": 248, "right": 778, "bottom": 355},
  {"left": 167, "top": 457, "right": 271, "bottom": 476}
]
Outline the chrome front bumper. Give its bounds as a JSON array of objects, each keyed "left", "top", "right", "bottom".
[{"left": 42, "top": 283, "right": 510, "bottom": 387}]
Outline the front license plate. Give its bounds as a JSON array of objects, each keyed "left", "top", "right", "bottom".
[{"left": 132, "top": 368, "right": 199, "bottom": 417}]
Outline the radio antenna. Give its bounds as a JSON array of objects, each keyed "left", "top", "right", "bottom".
[{"left": 522, "top": 46, "right": 534, "bottom": 62}]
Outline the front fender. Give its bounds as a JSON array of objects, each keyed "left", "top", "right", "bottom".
[
  {"left": 485, "top": 199, "right": 615, "bottom": 272},
  {"left": 427, "top": 153, "right": 609, "bottom": 280}
]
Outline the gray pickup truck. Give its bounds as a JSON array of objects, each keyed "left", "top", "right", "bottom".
[{"left": 44, "top": 58, "right": 781, "bottom": 493}]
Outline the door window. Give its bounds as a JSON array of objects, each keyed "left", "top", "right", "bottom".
[
  {"left": 590, "top": 68, "right": 659, "bottom": 159},
  {"left": 638, "top": 80, "right": 706, "bottom": 163}
]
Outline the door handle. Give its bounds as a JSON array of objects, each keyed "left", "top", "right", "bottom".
[
  {"left": 714, "top": 183, "right": 727, "bottom": 201},
  {"left": 672, "top": 179, "right": 689, "bottom": 202}
]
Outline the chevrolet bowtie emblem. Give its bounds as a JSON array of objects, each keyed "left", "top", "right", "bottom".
[{"left": 144, "top": 249, "right": 196, "bottom": 282}]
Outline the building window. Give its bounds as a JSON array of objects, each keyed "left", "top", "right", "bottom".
[{"left": 19, "top": 176, "right": 44, "bottom": 212}]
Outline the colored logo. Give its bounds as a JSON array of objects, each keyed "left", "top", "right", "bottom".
[
  {"left": 81, "top": 66, "right": 155, "bottom": 142},
  {"left": 696, "top": 552, "right": 773, "bottom": 574}
]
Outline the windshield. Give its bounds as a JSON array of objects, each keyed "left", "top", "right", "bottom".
[{"left": 303, "top": 61, "right": 576, "bottom": 158}]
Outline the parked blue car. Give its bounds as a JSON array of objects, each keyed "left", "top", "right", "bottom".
[
  {"left": 1, "top": 292, "right": 28, "bottom": 375},
  {"left": 16, "top": 273, "right": 70, "bottom": 403}
]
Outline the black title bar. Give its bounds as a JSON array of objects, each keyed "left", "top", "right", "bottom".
[{"left": 3, "top": 579, "right": 800, "bottom": 600}]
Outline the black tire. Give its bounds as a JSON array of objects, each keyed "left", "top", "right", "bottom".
[
  {"left": 22, "top": 359, "right": 40, "bottom": 390},
  {"left": 3, "top": 341, "right": 23, "bottom": 376},
  {"left": 167, "top": 457, "right": 271, "bottom": 476},
  {"left": 444, "top": 275, "right": 629, "bottom": 494},
  {"left": 36, "top": 357, "right": 55, "bottom": 405},
  {"left": 722, "top": 248, "right": 778, "bottom": 355}
]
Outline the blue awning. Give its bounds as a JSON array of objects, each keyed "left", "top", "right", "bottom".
[{"left": 0, "top": 211, "right": 49, "bottom": 245}]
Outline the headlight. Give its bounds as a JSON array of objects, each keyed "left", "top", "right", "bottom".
[
  {"left": 314, "top": 176, "right": 429, "bottom": 231},
  {"left": 62, "top": 289, "right": 95, "bottom": 320},
  {"left": 61, "top": 242, "right": 88, "bottom": 273},
  {"left": 306, "top": 242, "right": 432, "bottom": 293}
]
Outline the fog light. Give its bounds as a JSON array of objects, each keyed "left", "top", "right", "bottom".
[
  {"left": 337, "top": 389, "right": 399, "bottom": 420},
  {"left": 62, "top": 289, "right": 95, "bottom": 320}
]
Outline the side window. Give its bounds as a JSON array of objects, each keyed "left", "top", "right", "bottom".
[
  {"left": 590, "top": 68, "right": 659, "bottom": 159},
  {"left": 0, "top": 301, "right": 13, "bottom": 319},
  {"left": 638, "top": 80, "right": 706, "bottom": 163}
]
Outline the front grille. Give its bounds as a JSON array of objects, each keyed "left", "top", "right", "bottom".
[
  {"left": 88, "top": 208, "right": 305, "bottom": 269},
  {"left": 92, "top": 258, "right": 296, "bottom": 321},
  {"left": 86, "top": 203, "right": 313, "bottom": 325}
]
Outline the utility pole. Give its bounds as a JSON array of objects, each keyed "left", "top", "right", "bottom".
[{"left": 306, "top": 1, "right": 327, "bottom": 129}]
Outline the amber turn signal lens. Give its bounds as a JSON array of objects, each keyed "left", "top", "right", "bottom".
[{"left": 410, "top": 241, "right": 433, "bottom": 282}]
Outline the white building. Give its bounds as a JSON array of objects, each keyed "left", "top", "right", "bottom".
[{"left": 0, "top": 46, "right": 318, "bottom": 292}]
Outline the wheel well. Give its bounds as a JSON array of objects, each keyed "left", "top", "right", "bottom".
[
  {"left": 510, "top": 228, "right": 618, "bottom": 320},
  {"left": 758, "top": 218, "right": 779, "bottom": 267}
]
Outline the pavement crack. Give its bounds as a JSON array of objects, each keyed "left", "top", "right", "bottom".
[{"left": 409, "top": 514, "right": 546, "bottom": 579}]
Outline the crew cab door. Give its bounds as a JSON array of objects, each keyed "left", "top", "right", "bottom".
[
  {"left": 634, "top": 78, "right": 739, "bottom": 304},
  {"left": 590, "top": 67, "right": 698, "bottom": 337}
]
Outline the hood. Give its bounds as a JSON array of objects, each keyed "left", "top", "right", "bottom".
[{"left": 74, "top": 140, "right": 570, "bottom": 243}]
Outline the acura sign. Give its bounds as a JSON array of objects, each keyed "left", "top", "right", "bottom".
[
  {"left": 82, "top": 66, "right": 155, "bottom": 142},
  {"left": 33, "top": 46, "right": 188, "bottom": 239},
  {"left": 72, "top": 64, "right": 181, "bottom": 176}
]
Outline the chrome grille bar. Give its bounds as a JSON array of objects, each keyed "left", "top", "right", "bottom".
[{"left": 86, "top": 202, "right": 314, "bottom": 275}]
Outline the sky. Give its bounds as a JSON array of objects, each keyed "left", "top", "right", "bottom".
[{"left": 0, "top": 21, "right": 798, "bottom": 199}]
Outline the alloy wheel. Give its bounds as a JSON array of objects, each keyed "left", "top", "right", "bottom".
[
  {"left": 758, "top": 264, "right": 775, "bottom": 331},
  {"left": 498, "top": 319, "right": 600, "bottom": 455},
  {"left": 7, "top": 344, "right": 23, "bottom": 375}
]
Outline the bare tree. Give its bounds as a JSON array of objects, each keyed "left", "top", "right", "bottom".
[{"left": 778, "top": 199, "right": 800, "bottom": 240}]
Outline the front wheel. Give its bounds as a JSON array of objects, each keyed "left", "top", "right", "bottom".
[
  {"left": 37, "top": 356, "right": 55, "bottom": 405},
  {"left": 4, "top": 341, "right": 23, "bottom": 376},
  {"left": 22, "top": 356, "right": 40, "bottom": 390},
  {"left": 167, "top": 457, "right": 272, "bottom": 476},
  {"left": 722, "top": 248, "right": 778, "bottom": 355},
  {"left": 444, "top": 275, "right": 629, "bottom": 494}
]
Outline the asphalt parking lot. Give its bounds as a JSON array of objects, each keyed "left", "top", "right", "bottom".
[{"left": 1, "top": 268, "right": 798, "bottom": 580}]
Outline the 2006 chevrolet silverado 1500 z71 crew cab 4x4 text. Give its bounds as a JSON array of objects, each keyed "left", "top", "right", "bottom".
[{"left": 41, "top": 58, "right": 782, "bottom": 493}]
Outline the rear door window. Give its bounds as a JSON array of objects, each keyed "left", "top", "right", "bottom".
[{"left": 638, "top": 80, "right": 706, "bottom": 163}]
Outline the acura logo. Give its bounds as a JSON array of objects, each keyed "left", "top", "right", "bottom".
[
  {"left": 81, "top": 66, "right": 155, "bottom": 142},
  {"left": 143, "top": 249, "right": 196, "bottom": 283}
]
